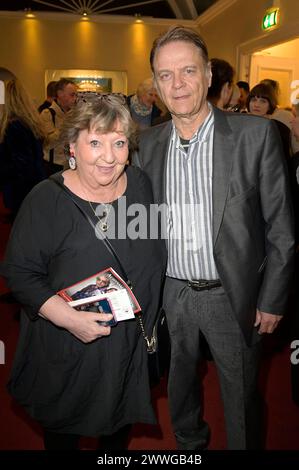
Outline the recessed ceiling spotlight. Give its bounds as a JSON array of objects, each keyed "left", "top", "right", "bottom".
[
  {"left": 24, "top": 7, "right": 36, "bottom": 18},
  {"left": 134, "top": 12, "right": 143, "bottom": 23}
]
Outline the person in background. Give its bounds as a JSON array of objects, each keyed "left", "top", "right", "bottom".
[
  {"left": 247, "top": 83, "right": 277, "bottom": 117},
  {"left": 247, "top": 83, "right": 292, "bottom": 159},
  {"left": 207, "top": 58, "right": 234, "bottom": 109},
  {"left": 127, "top": 78, "right": 161, "bottom": 129},
  {"left": 289, "top": 109, "right": 299, "bottom": 239},
  {"left": 290, "top": 109, "right": 299, "bottom": 407},
  {"left": 40, "top": 78, "right": 77, "bottom": 170},
  {"left": 0, "top": 79, "right": 46, "bottom": 219},
  {"left": 3, "top": 93, "right": 166, "bottom": 450},
  {"left": 225, "top": 84, "right": 241, "bottom": 112},
  {"left": 236, "top": 80, "right": 249, "bottom": 112},
  {"left": 134, "top": 25, "right": 294, "bottom": 450},
  {"left": 259, "top": 78, "right": 299, "bottom": 154},
  {"left": 292, "top": 108, "right": 299, "bottom": 143},
  {"left": 38, "top": 81, "right": 57, "bottom": 113}
]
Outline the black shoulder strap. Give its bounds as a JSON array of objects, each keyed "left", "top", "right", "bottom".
[
  {"left": 50, "top": 177, "right": 131, "bottom": 286},
  {"left": 48, "top": 107, "right": 56, "bottom": 125},
  {"left": 49, "top": 177, "right": 156, "bottom": 351},
  {"left": 48, "top": 108, "right": 56, "bottom": 164}
]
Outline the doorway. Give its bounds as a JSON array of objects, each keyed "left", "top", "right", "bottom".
[
  {"left": 238, "top": 37, "right": 299, "bottom": 108},
  {"left": 249, "top": 38, "right": 299, "bottom": 107}
]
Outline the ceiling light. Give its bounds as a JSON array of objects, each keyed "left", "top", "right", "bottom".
[
  {"left": 134, "top": 13, "right": 143, "bottom": 23},
  {"left": 24, "top": 8, "right": 36, "bottom": 18}
]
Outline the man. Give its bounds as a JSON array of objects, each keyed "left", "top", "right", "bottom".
[
  {"left": 236, "top": 80, "right": 249, "bottom": 111},
  {"left": 134, "top": 27, "right": 294, "bottom": 449},
  {"left": 207, "top": 58, "right": 234, "bottom": 109},
  {"left": 40, "top": 78, "right": 77, "bottom": 168},
  {"left": 38, "top": 80, "right": 57, "bottom": 113},
  {"left": 71, "top": 274, "right": 110, "bottom": 301}
]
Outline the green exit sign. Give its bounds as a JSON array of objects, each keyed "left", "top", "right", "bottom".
[{"left": 262, "top": 8, "right": 279, "bottom": 30}]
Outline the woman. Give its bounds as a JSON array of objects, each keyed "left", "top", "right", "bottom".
[
  {"left": 3, "top": 93, "right": 166, "bottom": 450},
  {"left": 0, "top": 79, "right": 46, "bottom": 219},
  {"left": 126, "top": 78, "right": 161, "bottom": 129},
  {"left": 247, "top": 83, "right": 292, "bottom": 159},
  {"left": 260, "top": 78, "right": 299, "bottom": 154}
]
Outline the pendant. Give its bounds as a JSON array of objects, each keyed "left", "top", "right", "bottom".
[{"left": 101, "top": 223, "right": 108, "bottom": 232}]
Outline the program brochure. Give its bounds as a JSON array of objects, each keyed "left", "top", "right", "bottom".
[{"left": 58, "top": 267, "right": 141, "bottom": 325}]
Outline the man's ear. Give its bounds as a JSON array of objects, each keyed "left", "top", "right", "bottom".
[{"left": 206, "top": 62, "right": 212, "bottom": 88}]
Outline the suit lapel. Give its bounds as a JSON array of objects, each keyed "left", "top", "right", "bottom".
[
  {"left": 212, "top": 108, "right": 234, "bottom": 244},
  {"left": 151, "top": 121, "right": 172, "bottom": 205},
  {"left": 151, "top": 113, "right": 233, "bottom": 245}
]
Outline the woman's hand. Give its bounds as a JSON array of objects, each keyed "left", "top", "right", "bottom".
[
  {"left": 39, "top": 295, "right": 113, "bottom": 343},
  {"left": 67, "top": 310, "right": 113, "bottom": 343}
]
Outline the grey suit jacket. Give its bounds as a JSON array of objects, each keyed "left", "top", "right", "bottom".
[{"left": 134, "top": 106, "right": 295, "bottom": 344}]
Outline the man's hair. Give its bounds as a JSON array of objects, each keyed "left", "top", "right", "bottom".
[
  {"left": 150, "top": 26, "right": 209, "bottom": 72},
  {"left": 207, "top": 58, "right": 234, "bottom": 101},
  {"left": 46, "top": 81, "right": 57, "bottom": 98},
  {"left": 237, "top": 81, "right": 249, "bottom": 93},
  {"left": 55, "top": 78, "right": 76, "bottom": 94}
]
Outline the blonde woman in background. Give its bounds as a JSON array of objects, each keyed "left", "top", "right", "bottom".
[
  {"left": 0, "top": 79, "right": 46, "bottom": 219},
  {"left": 126, "top": 78, "right": 162, "bottom": 129}
]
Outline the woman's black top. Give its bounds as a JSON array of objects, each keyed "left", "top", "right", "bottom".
[
  {"left": 4, "top": 166, "right": 166, "bottom": 435},
  {"left": 0, "top": 119, "right": 46, "bottom": 216}
]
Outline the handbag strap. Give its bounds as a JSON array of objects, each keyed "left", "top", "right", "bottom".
[
  {"left": 50, "top": 176, "right": 154, "bottom": 351},
  {"left": 50, "top": 176, "right": 131, "bottom": 285}
]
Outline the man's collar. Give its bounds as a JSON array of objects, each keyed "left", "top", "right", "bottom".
[{"left": 172, "top": 103, "right": 214, "bottom": 146}]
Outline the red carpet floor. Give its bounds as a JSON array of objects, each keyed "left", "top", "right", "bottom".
[{"left": 1, "top": 194, "right": 299, "bottom": 450}]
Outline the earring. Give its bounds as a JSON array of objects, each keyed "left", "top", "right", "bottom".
[{"left": 69, "top": 153, "right": 77, "bottom": 170}]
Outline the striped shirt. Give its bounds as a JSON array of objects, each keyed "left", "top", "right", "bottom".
[{"left": 166, "top": 107, "right": 219, "bottom": 280}]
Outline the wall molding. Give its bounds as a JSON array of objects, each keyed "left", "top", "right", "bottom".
[
  {"left": 196, "top": 0, "right": 238, "bottom": 27},
  {"left": 237, "top": 18, "right": 299, "bottom": 55},
  {"left": 0, "top": 11, "right": 195, "bottom": 27},
  {"left": 236, "top": 17, "right": 299, "bottom": 81}
]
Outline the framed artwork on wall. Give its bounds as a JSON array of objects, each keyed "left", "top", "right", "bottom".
[
  {"left": 45, "top": 69, "right": 127, "bottom": 94},
  {"left": 70, "top": 77, "right": 112, "bottom": 93}
]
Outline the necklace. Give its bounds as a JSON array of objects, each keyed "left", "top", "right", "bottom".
[{"left": 88, "top": 201, "right": 112, "bottom": 232}]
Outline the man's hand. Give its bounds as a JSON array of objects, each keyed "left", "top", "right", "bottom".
[{"left": 254, "top": 309, "right": 282, "bottom": 334}]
